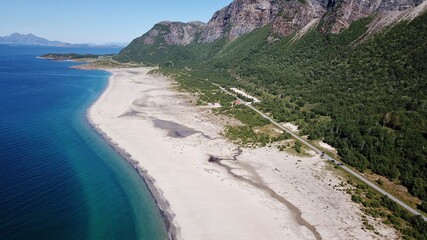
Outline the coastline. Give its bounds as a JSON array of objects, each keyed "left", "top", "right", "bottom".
[
  {"left": 85, "top": 67, "right": 397, "bottom": 240},
  {"left": 85, "top": 71, "right": 178, "bottom": 240}
]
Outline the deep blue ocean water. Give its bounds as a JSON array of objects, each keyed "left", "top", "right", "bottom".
[{"left": 0, "top": 45, "right": 167, "bottom": 240}]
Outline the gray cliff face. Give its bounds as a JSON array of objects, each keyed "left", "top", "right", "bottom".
[
  {"left": 325, "top": 0, "right": 424, "bottom": 33},
  {"left": 271, "top": 0, "right": 327, "bottom": 37},
  {"left": 132, "top": 0, "right": 424, "bottom": 47},
  {"left": 199, "top": 0, "right": 424, "bottom": 42},
  {"left": 139, "top": 21, "right": 206, "bottom": 46},
  {"left": 198, "top": 0, "right": 331, "bottom": 43},
  {"left": 376, "top": 0, "right": 423, "bottom": 11},
  {"left": 199, "top": 0, "right": 281, "bottom": 43}
]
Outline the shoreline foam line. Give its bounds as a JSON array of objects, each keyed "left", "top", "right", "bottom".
[{"left": 85, "top": 70, "right": 179, "bottom": 240}]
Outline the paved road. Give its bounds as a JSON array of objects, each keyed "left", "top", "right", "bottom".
[{"left": 214, "top": 83, "right": 427, "bottom": 221}]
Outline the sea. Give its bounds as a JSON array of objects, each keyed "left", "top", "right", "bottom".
[{"left": 0, "top": 45, "right": 167, "bottom": 240}]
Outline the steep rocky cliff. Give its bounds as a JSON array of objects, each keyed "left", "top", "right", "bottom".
[
  {"left": 199, "top": 0, "right": 424, "bottom": 42},
  {"left": 324, "top": 0, "right": 424, "bottom": 33},
  {"left": 121, "top": 0, "right": 424, "bottom": 49},
  {"left": 116, "top": 0, "right": 426, "bottom": 63},
  {"left": 199, "top": 0, "right": 281, "bottom": 43},
  {"left": 199, "top": 0, "right": 331, "bottom": 42},
  {"left": 132, "top": 21, "right": 206, "bottom": 47}
]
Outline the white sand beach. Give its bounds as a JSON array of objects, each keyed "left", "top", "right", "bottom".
[{"left": 88, "top": 67, "right": 396, "bottom": 240}]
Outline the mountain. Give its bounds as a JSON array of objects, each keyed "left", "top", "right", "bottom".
[
  {"left": 0, "top": 33, "right": 123, "bottom": 48},
  {"left": 103, "top": 42, "right": 129, "bottom": 47},
  {"left": 114, "top": 1, "right": 427, "bottom": 236},
  {"left": 116, "top": 0, "right": 427, "bottom": 64},
  {"left": 140, "top": 21, "right": 206, "bottom": 46},
  {"left": 117, "top": 0, "right": 425, "bottom": 50},
  {"left": 0, "top": 33, "right": 75, "bottom": 47},
  {"left": 116, "top": 21, "right": 206, "bottom": 64}
]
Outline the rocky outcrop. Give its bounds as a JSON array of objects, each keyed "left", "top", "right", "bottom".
[
  {"left": 199, "top": 0, "right": 281, "bottom": 43},
  {"left": 136, "top": 21, "right": 206, "bottom": 46},
  {"left": 324, "top": 0, "right": 424, "bottom": 33},
  {"left": 198, "top": 0, "right": 334, "bottom": 43},
  {"left": 198, "top": 0, "right": 323, "bottom": 42},
  {"left": 271, "top": 0, "right": 326, "bottom": 37}
]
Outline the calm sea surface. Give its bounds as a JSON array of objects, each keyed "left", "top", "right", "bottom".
[{"left": 0, "top": 45, "right": 167, "bottom": 240}]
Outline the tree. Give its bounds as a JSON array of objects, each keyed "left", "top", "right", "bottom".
[{"left": 295, "top": 141, "right": 302, "bottom": 153}]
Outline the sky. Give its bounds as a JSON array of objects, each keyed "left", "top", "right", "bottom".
[{"left": 0, "top": 0, "right": 232, "bottom": 44}]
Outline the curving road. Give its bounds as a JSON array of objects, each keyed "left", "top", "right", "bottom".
[{"left": 213, "top": 83, "right": 427, "bottom": 221}]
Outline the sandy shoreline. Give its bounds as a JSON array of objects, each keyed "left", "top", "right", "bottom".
[
  {"left": 87, "top": 67, "right": 397, "bottom": 240},
  {"left": 85, "top": 69, "right": 186, "bottom": 239},
  {"left": 85, "top": 86, "right": 178, "bottom": 239}
]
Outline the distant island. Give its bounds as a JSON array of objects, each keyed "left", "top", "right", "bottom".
[
  {"left": 40, "top": 53, "right": 115, "bottom": 61},
  {"left": 39, "top": 53, "right": 142, "bottom": 70},
  {"left": 0, "top": 33, "right": 125, "bottom": 48}
]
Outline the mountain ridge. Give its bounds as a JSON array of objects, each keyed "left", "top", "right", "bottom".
[
  {"left": 0, "top": 33, "right": 72, "bottom": 47},
  {"left": 117, "top": 0, "right": 425, "bottom": 51},
  {"left": 0, "top": 33, "right": 123, "bottom": 48}
]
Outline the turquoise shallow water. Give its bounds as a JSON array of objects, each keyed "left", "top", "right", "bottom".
[{"left": 0, "top": 45, "right": 167, "bottom": 240}]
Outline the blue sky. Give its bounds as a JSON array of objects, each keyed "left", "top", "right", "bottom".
[{"left": 0, "top": 0, "right": 232, "bottom": 44}]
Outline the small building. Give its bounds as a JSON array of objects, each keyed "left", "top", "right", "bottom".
[{"left": 233, "top": 100, "right": 243, "bottom": 105}]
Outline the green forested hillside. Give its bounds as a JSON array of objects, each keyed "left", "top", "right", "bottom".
[{"left": 115, "top": 13, "right": 427, "bottom": 205}]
